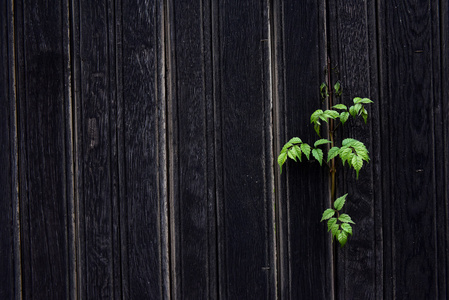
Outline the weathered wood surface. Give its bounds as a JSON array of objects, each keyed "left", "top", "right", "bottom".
[
  {"left": 327, "top": 0, "right": 381, "bottom": 299},
  {"left": 273, "top": 0, "right": 332, "bottom": 299},
  {"left": 168, "top": 0, "right": 217, "bottom": 298},
  {"left": 0, "top": 0, "right": 448, "bottom": 299},
  {"left": 11, "top": 0, "right": 75, "bottom": 299},
  {"left": 0, "top": 1, "right": 15, "bottom": 299},
  {"left": 217, "top": 0, "right": 276, "bottom": 298},
  {"left": 378, "top": 0, "right": 448, "bottom": 298}
]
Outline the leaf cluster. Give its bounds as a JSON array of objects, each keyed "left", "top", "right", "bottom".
[
  {"left": 278, "top": 137, "right": 331, "bottom": 173},
  {"left": 278, "top": 97, "right": 373, "bottom": 178},
  {"left": 320, "top": 194, "right": 354, "bottom": 247},
  {"left": 311, "top": 97, "right": 373, "bottom": 136},
  {"left": 277, "top": 91, "right": 373, "bottom": 248},
  {"left": 328, "top": 138, "right": 369, "bottom": 179}
]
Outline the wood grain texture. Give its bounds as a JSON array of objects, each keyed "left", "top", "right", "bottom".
[
  {"left": 1, "top": 1, "right": 448, "bottom": 299},
  {"left": 379, "top": 0, "right": 439, "bottom": 298},
  {"left": 274, "top": 0, "right": 332, "bottom": 299},
  {"left": 432, "top": 0, "right": 448, "bottom": 298},
  {"left": 216, "top": 0, "right": 275, "bottom": 298},
  {"left": 18, "top": 0, "right": 71, "bottom": 298},
  {"left": 440, "top": 0, "right": 449, "bottom": 297},
  {"left": 14, "top": 0, "right": 72, "bottom": 298},
  {"left": 0, "top": 1, "right": 15, "bottom": 298},
  {"left": 168, "top": 0, "right": 217, "bottom": 298},
  {"left": 76, "top": 0, "right": 116, "bottom": 298},
  {"left": 327, "top": 0, "right": 381, "bottom": 299},
  {"left": 121, "top": 0, "right": 169, "bottom": 298}
]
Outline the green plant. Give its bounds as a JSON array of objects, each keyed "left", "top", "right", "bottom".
[{"left": 278, "top": 79, "right": 373, "bottom": 247}]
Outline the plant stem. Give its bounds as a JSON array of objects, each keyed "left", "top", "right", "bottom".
[
  {"left": 327, "top": 57, "right": 336, "bottom": 203},
  {"left": 327, "top": 56, "right": 338, "bottom": 300}
]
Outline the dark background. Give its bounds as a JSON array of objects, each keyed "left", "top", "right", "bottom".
[{"left": 1, "top": 0, "right": 448, "bottom": 299}]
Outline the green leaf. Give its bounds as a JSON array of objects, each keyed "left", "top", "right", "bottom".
[
  {"left": 310, "top": 110, "right": 324, "bottom": 124},
  {"left": 342, "top": 138, "right": 356, "bottom": 147},
  {"left": 341, "top": 223, "right": 353, "bottom": 235},
  {"left": 338, "top": 213, "right": 355, "bottom": 224},
  {"left": 334, "top": 81, "right": 342, "bottom": 97},
  {"left": 320, "top": 82, "right": 328, "bottom": 99},
  {"left": 337, "top": 230, "right": 348, "bottom": 247},
  {"left": 288, "top": 137, "right": 302, "bottom": 144},
  {"left": 339, "top": 112, "right": 350, "bottom": 125},
  {"left": 281, "top": 142, "right": 292, "bottom": 153},
  {"left": 292, "top": 145, "right": 302, "bottom": 162},
  {"left": 312, "top": 148, "right": 324, "bottom": 166},
  {"left": 287, "top": 149, "right": 297, "bottom": 162},
  {"left": 333, "top": 104, "right": 347, "bottom": 110},
  {"left": 353, "top": 97, "right": 363, "bottom": 104},
  {"left": 334, "top": 193, "right": 348, "bottom": 211},
  {"left": 349, "top": 104, "right": 363, "bottom": 118},
  {"left": 301, "top": 143, "right": 311, "bottom": 160},
  {"left": 339, "top": 147, "right": 353, "bottom": 165},
  {"left": 352, "top": 155, "right": 363, "bottom": 179},
  {"left": 327, "top": 147, "right": 340, "bottom": 161},
  {"left": 354, "top": 97, "right": 373, "bottom": 104},
  {"left": 354, "top": 103, "right": 363, "bottom": 115},
  {"left": 314, "top": 122, "right": 321, "bottom": 136},
  {"left": 314, "top": 139, "right": 332, "bottom": 148},
  {"left": 278, "top": 152, "right": 288, "bottom": 174},
  {"left": 349, "top": 105, "right": 359, "bottom": 118},
  {"left": 331, "top": 224, "right": 340, "bottom": 238},
  {"left": 327, "top": 217, "right": 337, "bottom": 231},
  {"left": 319, "top": 115, "right": 329, "bottom": 123},
  {"left": 324, "top": 110, "right": 340, "bottom": 119},
  {"left": 321, "top": 209, "right": 335, "bottom": 221},
  {"left": 362, "top": 108, "right": 368, "bottom": 123}
]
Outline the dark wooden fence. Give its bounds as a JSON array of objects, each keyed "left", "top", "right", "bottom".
[{"left": 1, "top": 0, "right": 448, "bottom": 299}]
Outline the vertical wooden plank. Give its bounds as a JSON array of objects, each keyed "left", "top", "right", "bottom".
[
  {"left": 433, "top": 0, "right": 448, "bottom": 297},
  {"left": 326, "top": 0, "right": 381, "bottom": 298},
  {"left": 441, "top": 0, "right": 449, "bottom": 297},
  {"left": 378, "top": 0, "right": 439, "bottom": 298},
  {"left": 273, "top": 0, "right": 332, "bottom": 298},
  {"left": 167, "top": 0, "right": 217, "bottom": 298},
  {"left": 120, "top": 0, "right": 169, "bottom": 298},
  {"left": 14, "top": 0, "right": 72, "bottom": 298},
  {"left": 215, "top": 0, "right": 276, "bottom": 298},
  {"left": 75, "top": 0, "right": 117, "bottom": 298},
  {"left": 63, "top": 0, "right": 77, "bottom": 298},
  {"left": 0, "top": 0, "right": 15, "bottom": 298}
]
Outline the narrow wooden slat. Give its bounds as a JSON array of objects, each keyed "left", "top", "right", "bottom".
[
  {"left": 274, "top": 0, "right": 332, "bottom": 299},
  {"left": 14, "top": 0, "right": 71, "bottom": 298},
  {"left": 76, "top": 0, "right": 115, "bottom": 298},
  {"left": 168, "top": 0, "right": 217, "bottom": 298},
  {"left": 0, "top": 1, "right": 15, "bottom": 298},
  {"left": 120, "top": 0, "right": 168, "bottom": 298},
  {"left": 216, "top": 0, "right": 275, "bottom": 298},
  {"left": 433, "top": 0, "right": 448, "bottom": 297},
  {"left": 62, "top": 0, "right": 77, "bottom": 298},
  {"left": 379, "top": 0, "right": 438, "bottom": 298},
  {"left": 327, "top": 0, "right": 381, "bottom": 298},
  {"left": 441, "top": 1, "right": 449, "bottom": 297}
]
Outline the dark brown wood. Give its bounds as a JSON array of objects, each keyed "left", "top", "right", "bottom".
[
  {"left": 168, "top": 0, "right": 217, "bottom": 298},
  {"left": 0, "top": 1, "right": 15, "bottom": 298},
  {"left": 216, "top": 0, "right": 275, "bottom": 298},
  {"left": 120, "top": 0, "right": 169, "bottom": 298},
  {"left": 274, "top": 0, "right": 332, "bottom": 299},
  {"left": 14, "top": 0, "right": 73, "bottom": 299},
  {"left": 438, "top": 0, "right": 449, "bottom": 298},
  {"left": 378, "top": 0, "right": 441, "bottom": 298},
  {"left": 76, "top": 0, "right": 116, "bottom": 298},
  {"left": 327, "top": 1, "right": 381, "bottom": 299},
  {"left": 1, "top": 1, "right": 449, "bottom": 299}
]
